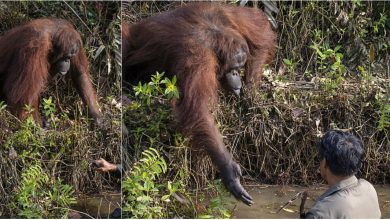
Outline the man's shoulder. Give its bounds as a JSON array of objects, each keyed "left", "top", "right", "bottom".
[
  {"left": 305, "top": 196, "right": 343, "bottom": 219},
  {"left": 306, "top": 178, "right": 381, "bottom": 219},
  {"left": 355, "top": 178, "right": 380, "bottom": 200},
  {"left": 358, "top": 178, "right": 376, "bottom": 190}
]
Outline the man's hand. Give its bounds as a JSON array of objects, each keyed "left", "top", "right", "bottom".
[{"left": 94, "top": 158, "right": 118, "bottom": 173}]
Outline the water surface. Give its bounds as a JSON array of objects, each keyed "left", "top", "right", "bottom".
[{"left": 72, "top": 192, "right": 121, "bottom": 218}]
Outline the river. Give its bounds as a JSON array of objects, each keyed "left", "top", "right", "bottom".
[{"left": 70, "top": 185, "right": 390, "bottom": 218}]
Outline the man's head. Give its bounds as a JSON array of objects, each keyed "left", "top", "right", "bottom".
[{"left": 318, "top": 130, "right": 364, "bottom": 181}]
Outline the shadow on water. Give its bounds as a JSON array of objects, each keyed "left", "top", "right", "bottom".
[{"left": 231, "top": 185, "right": 390, "bottom": 219}]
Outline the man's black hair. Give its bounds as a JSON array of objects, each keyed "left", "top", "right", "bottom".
[{"left": 318, "top": 130, "right": 364, "bottom": 176}]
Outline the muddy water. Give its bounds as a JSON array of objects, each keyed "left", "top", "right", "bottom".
[
  {"left": 69, "top": 185, "right": 390, "bottom": 218},
  {"left": 231, "top": 185, "right": 390, "bottom": 219},
  {"left": 71, "top": 192, "right": 121, "bottom": 218}
]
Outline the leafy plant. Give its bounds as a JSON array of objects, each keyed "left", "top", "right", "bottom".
[
  {"left": 310, "top": 30, "right": 347, "bottom": 93},
  {"left": 378, "top": 102, "right": 390, "bottom": 131},
  {"left": 283, "top": 58, "right": 298, "bottom": 73},
  {"left": 126, "top": 72, "right": 180, "bottom": 157},
  {"left": 4, "top": 114, "right": 43, "bottom": 161},
  {"left": 373, "top": 13, "right": 387, "bottom": 34},
  {"left": 199, "top": 180, "right": 233, "bottom": 219},
  {"left": 122, "top": 148, "right": 179, "bottom": 218},
  {"left": 42, "top": 97, "right": 56, "bottom": 119},
  {"left": 23, "top": 105, "right": 36, "bottom": 118},
  {"left": 42, "top": 96, "right": 57, "bottom": 127},
  {"left": 15, "top": 163, "right": 76, "bottom": 218},
  {"left": 133, "top": 72, "right": 179, "bottom": 105},
  {"left": 124, "top": 73, "right": 198, "bottom": 218},
  {"left": 0, "top": 101, "right": 7, "bottom": 112}
]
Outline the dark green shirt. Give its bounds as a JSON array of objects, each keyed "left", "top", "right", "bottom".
[{"left": 306, "top": 176, "right": 381, "bottom": 219}]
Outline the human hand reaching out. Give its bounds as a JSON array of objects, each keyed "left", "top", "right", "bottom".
[{"left": 93, "top": 158, "right": 118, "bottom": 173}]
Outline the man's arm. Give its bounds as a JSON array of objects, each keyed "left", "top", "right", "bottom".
[{"left": 94, "top": 158, "right": 122, "bottom": 178}]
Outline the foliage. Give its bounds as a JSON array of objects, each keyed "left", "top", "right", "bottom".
[
  {"left": 373, "top": 13, "right": 387, "bottom": 34},
  {"left": 124, "top": 73, "right": 194, "bottom": 218},
  {"left": 125, "top": 72, "right": 180, "bottom": 159},
  {"left": 15, "top": 163, "right": 76, "bottom": 218},
  {"left": 122, "top": 148, "right": 170, "bottom": 218},
  {"left": 310, "top": 29, "right": 347, "bottom": 93},
  {"left": 0, "top": 101, "right": 6, "bottom": 111},
  {"left": 283, "top": 58, "right": 298, "bottom": 73},
  {"left": 4, "top": 114, "right": 43, "bottom": 162},
  {"left": 199, "top": 180, "right": 233, "bottom": 219},
  {"left": 133, "top": 72, "right": 179, "bottom": 105},
  {"left": 1, "top": 98, "right": 120, "bottom": 217},
  {"left": 42, "top": 96, "right": 57, "bottom": 127},
  {"left": 378, "top": 102, "right": 390, "bottom": 131}
]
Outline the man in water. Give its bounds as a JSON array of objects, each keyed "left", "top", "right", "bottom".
[{"left": 304, "top": 130, "right": 381, "bottom": 218}]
